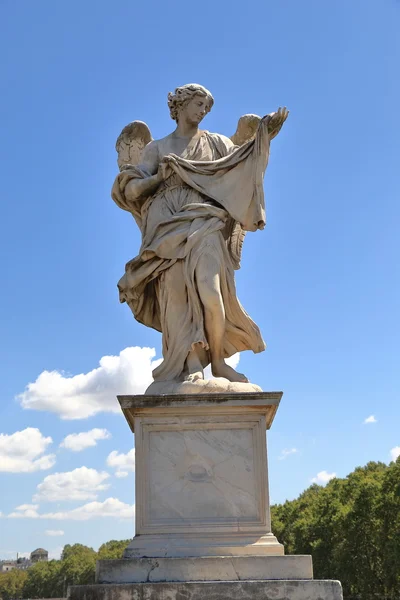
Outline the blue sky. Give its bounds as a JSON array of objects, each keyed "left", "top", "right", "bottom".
[{"left": 0, "top": 0, "right": 399, "bottom": 560}]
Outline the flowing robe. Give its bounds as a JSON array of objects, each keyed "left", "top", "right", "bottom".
[{"left": 112, "top": 119, "right": 271, "bottom": 382}]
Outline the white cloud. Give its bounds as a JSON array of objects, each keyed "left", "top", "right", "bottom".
[
  {"left": 33, "top": 467, "right": 110, "bottom": 502},
  {"left": 0, "top": 428, "right": 55, "bottom": 473},
  {"left": 390, "top": 447, "right": 400, "bottom": 462},
  {"left": 17, "top": 347, "right": 158, "bottom": 420},
  {"left": 278, "top": 448, "right": 298, "bottom": 460},
  {"left": 9, "top": 505, "right": 40, "bottom": 519},
  {"left": 8, "top": 498, "right": 134, "bottom": 521},
  {"left": 45, "top": 530, "right": 64, "bottom": 536},
  {"left": 311, "top": 470, "right": 336, "bottom": 485},
  {"left": 60, "top": 428, "right": 111, "bottom": 452},
  {"left": 16, "top": 348, "right": 242, "bottom": 421},
  {"left": 41, "top": 498, "right": 135, "bottom": 521},
  {"left": 107, "top": 449, "right": 135, "bottom": 476},
  {"left": 363, "top": 415, "right": 377, "bottom": 424}
]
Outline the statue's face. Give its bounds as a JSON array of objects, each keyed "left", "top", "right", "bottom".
[{"left": 179, "top": 94, "right": 209, "bottom": 125}]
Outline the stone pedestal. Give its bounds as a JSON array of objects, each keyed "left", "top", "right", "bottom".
[
  {"left": 120, "top": 392, "right": 283, "bottom": 558},
  {"left": 68, "top": 392, "right": 343, "bottom": 600}
]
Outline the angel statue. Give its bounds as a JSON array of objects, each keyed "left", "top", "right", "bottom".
[{"left": 111, "top": 83, "right": 288, "bottom": 394}]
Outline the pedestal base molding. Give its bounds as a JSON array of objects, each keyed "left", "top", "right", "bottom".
[
  {"left": 97, "top": 555, "right": 312, "bottom": 584},
  {"left": 123, "top": 532, "right": 284, "bottom": 558}
]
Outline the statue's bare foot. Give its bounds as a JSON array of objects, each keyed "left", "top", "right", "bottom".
[
  {"left": 185, "top": 371, "right": 203, "bottom": 383},
  {"left": 212, "top": 360, "right": 249, "bottom": 383},
  {"left": 184, "top": 350, "right": 204, "bottom": 382}
]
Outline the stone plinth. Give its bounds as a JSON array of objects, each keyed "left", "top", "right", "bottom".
[
  {"left": 69, "top": 580, "right": 343, "bottom": 600},
  {"left": 118, "top": 392, "right": 283, "bottom": 558},
  {"left": 96, "top": 555, "right": 313, "bottom": 584}
]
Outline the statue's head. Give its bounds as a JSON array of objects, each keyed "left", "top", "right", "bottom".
[{"left": 168, "top": 83, "right": 214, "bottom": 125}]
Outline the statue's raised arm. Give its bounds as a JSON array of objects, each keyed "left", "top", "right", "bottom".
[
  {"left": 111, "top": 83, "right": 288, "bottom": 395},
  {"left": 230, "top": 108, "right": 288, "bottom": 146}
]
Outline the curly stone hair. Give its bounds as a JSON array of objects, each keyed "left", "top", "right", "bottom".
[{"left": 167, "top": 83, "right": 214, "bottom": 122}]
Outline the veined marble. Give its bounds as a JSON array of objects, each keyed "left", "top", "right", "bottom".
[
  {"left": 148, "top": 425, "right": 258, "bottom": 523},
  {"left": 120, "top": 393, "right": 284, "bottom": 557}
]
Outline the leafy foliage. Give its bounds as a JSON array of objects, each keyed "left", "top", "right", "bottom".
[
  {"left": 0, "top": 569, "right": 28, "bottom": 600},
  {"left": 97, "top": 539, "right": 131, "bottom": 560},
  {"left": 271, "top": 458, "right": 400, "bottom": 599},
  {"left": 0, "top": 541, "right": 131, "bottom": 599}
]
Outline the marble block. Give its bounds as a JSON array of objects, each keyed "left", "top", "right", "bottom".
[
  {"left": 68, "top": 580, "right": 344, "bottom": 600},
  {"left": 118, "top": 392, "right": 284, "bottom": 558},
  {"left": 96, "top": 555, "right": 313, "bottom": 584}
]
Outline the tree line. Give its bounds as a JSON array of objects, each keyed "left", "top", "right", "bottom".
[
  {"left": 1, "top": 457, "right": 399, "bottom": 599},
  {"left": 271, "top": 457, "right": 400, "bottom": 598},
  {"left": 0, "top": 541, "right": 128, "bottom": 600}
]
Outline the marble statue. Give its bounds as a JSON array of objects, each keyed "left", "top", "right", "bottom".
[{"left": 112, "top": 83, "right": 288, "bottom": 393}]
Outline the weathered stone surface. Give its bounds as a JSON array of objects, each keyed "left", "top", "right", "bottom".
[
  {"left": 96, "top": 555, "right": 313, "bottom": 584},
  {"left": 123, "top": 533, "right": 283, "bottom": 559},
  {"left": 69, "top": 579, "right": 343, "bottom": 600},
  {"left": 144, "top": 379, "right": 263, "bottom": 396},
  {"left": 118, "top": 392, "right": 282, "bottom": 432},
  {"left": 120, "top": 393, "right": 283, "bottom": 558}
]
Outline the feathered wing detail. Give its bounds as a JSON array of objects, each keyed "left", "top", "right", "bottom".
[
  {"left": 115, "top": 120, "right": 153, "bottom": 170},
  {"left": 113, "top": 121, "right": 153, "bottom": 233}
]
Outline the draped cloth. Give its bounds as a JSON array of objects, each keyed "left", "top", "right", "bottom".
[{"left": 111, "top": 117, "right": 271, "bottom": 382}]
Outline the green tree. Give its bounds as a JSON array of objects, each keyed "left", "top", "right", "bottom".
[
  {"left": 335, "top": 463, "right": 386, "bottom": 598},
  {"left": 0, "top": 569, "right": 28, "bottom": 600},
  {"left": 22, "top": 561, "right": 63, "bottom": 599},
  {"left": 61, "top": 544, "right": 95, "bottom": 562},
  {"left": 97, "top": 540, "right": 131, "bottom": 560},
  {"left": 271, "top": 459, "right": 398, "bottom": 600},
  {"left": 379, "top": 456, "right": 400, "bottom": 598},
  {"left": 59, "top": 544, "right": 97, "bottom": 591},
  {"left": 22, "top": 545, "right": 98, "bottom": 598}
]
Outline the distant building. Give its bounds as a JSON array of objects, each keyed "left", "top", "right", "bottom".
[
  {"left": 0, "top": 562, "right": 16, "bottom": 572},
  {"left": 30, "top": 548, "right": 48, "bottom": 563}
]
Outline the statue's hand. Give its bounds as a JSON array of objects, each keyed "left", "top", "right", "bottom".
[
  {"left": 266, "top": 107, "right": 289, "bottom": 139},
  {"left": 156, "top": 157, "right": 173, "bottom": 182}
]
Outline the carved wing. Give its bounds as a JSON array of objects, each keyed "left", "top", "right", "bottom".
[{"left": 115, "top": 120, "right": 153, "bottom": 171}]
